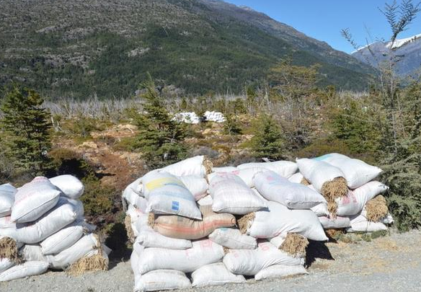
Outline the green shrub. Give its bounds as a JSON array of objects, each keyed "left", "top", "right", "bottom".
[{"left": 247, "top": 114, "right": 286, "bottom": 160}]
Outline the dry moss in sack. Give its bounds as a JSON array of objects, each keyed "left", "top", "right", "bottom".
[
  {"left": 366, "top": 195, "right": 388, "bottom": 222},
  {"left": 237, "top": 212, "right": 255, "bottom": 234},
  {"left": 203, "top": 156, "right": 214, "bottom": 175},
  {"left": 67, "top": 235, "right": 109, "bottom": 275},
  {"left": 321, "top": 177, "right": 348, "bottom": 217},
  {"left": 300, "top": 178, "right": 310, "bottom": 186},
  {"left": 280, "top": 233, "right": 309, "bottom": 257},
  {"left": 0, "top": 237, "right": 19, "bottom": 262},
  {"left": 125, "top": 215, "right": 135, "bottom": 244},
  {"left": 321, "top": 177, "right": 348, "bottom": 201}
]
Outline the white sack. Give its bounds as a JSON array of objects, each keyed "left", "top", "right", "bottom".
[
  {"left": 209, "top": 173, "right": 267, "bottom": 215},
  {"left": 209, "top": 228, "right": 257, "bottom": 249},
  {"left": 145, "top": 173, "right": 201, "bottom": 219},
  {"left": 192, "top": 263, "right": 245, "bottom": 287},
  {"left": 136, "top": 230, "right": 192, "bottom": 250},
  {"left": 0, "top": 258, "right": 15, "bottom": 274},
  {"left": 212, "top": 166, "right": 237, "bottom": 173},
  {"left": 48, "top": 234, "right": 100, "bottom": 270},
  {"left": 131, "top": 210, "right": 152, "bottom": 237},
  {"left": 160, "top": 156, "right": 208, "bottom": 177},
  {"left": 49, "top": 175, "right": 84, "bottom": 199},
  {"left": 0, "top": 216, "right": 15, "bottom": 229},
  {"left": 197, "top": 195, "right": 213, "bottom": 206},
  {"left": 311, "top": 203, "right": 329, "bottom": 217},
  {"left": 230, "top": 168, "right": 266, "bottom": 187},
  {"left": 16, "top": 202, "right": 78, "bottom": 244},
  {"left": 254, "top": 171, "right": 326, "bottom": 209},
  {"left": 0, "top": 184, "right": 16, "bottom": 217},
  {"left": 319, "top": 216, "right": 351, "bottom": 229},
  {"left": 40, "top": 221, "right": 85, "bottom": 255},
  {"left": 137, "top": 239, "right": 224, "bottom": 275},
  {"left": 223, "top": 241, "right": 304, "bottom": 276},
  {"left": 11, "top": 177, "right": 61, "bottom": 223},
  {"left": 382, "top": 213, "right": 394, "bottom": 224},
  {"left": 123, "top": 177, "right": 145, "bottom": 200},
  {"left": 0, "top": 261, "right": 49, "bottom": 282},
  {"left": 178, "top": 175, "right": 209, "bottom": 201},
  {"left": 288, "top": 173, "right": 304, "bottom": 183},
  {"left": 296, "top": 158, "right": 346, "bottom": 193},
  {"left": 347, "top": 214, "right": 388, "bottom": 232},
  {"left": 237, "top": 161, "right": 298, "bottom": 178},
  {"left": 246, "top": 201, "right": 328, "bottom": 241},
  {"left": 255, "top": 264, "right": 308, "bottom": 280},
  {"left": 134, "top": 270, "right": 192, "bottom": 292},
  {"left": 336, "top": 182, "right": 389, "bottom": 216},
  {"left": 316, "top": 153, "right": 382, "bottom": 189},
  {"left": 124, "top": 190, "right": 148, "bottom": 211},
  {"left": 0, "top": 227, "right": 18, "bottom": 240},
  {"left": 20, "top": 245, "right": 48, "bottom": 262}
]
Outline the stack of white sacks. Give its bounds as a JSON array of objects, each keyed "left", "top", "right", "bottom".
[
  {"left": 172, "top": 112, "right": 201, "bottom": 124},
  {"left": 290, "top": 153, "right": 393, "bottom": 232},
  {"left": 0, "top": 175, "right": 110, "bottom": 282},
  {"left": 204, "top": 111, "right": 226, "bottom": 123},
  {"left": 124, "top": 153, "right": 390, "bottom": 291}
]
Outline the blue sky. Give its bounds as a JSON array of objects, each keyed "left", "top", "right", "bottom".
[{"left": 223, "top": 0, "right": 421, "bottom": 53}]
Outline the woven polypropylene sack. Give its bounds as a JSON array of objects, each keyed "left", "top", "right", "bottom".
[
  {"left": 254, "top": 171, "right": 326, "bottom": 209},
  {"left": 11, "top": 177, "right": 61, "bottom": 223}
]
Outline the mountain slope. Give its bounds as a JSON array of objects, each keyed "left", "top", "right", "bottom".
[
  {"left": 0, "top": 0, "right": 374, "bottom": 99},
  {"left": 351, "top": 34, "right": 421, "bottom": 77}
]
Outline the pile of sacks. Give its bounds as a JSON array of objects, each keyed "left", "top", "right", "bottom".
[
  {"left": 124, "top": 153, "right": 390, "bottom": 291},
  {"left": 290, "top": 154, "right": 392, "bottom": 234},
  {"left": 204, "top": 111, "right": 226, "bottom": 123},
  {"left": 0, "top": 175, "right": 110, "bottom": 282},
  {"left": 172, "top": 112, "right": 201, "bottom": 124}
]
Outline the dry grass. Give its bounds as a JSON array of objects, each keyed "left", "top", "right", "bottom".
[
  {"left": 0, "top": 237, "right": 18, "bottom": 261},
  {"left": 300, "top": 178, "right": 310, "bottom": 186},
  {"left": 67, "top": 234, "right": 109, "bottom": 276},
  {"left": 203, "top": 156, "right": 214, "bottom": 175},
  {"left": 147, "top": 213, "right": 155, "bottom": 228},
  {"left": 67, "top": 254, "right": 109, "bottom": 276},
  {"left": 321, "top": 177, "right": 348, "bottom": 201},
  {"left": 280, "top": 233, "right": 309, "bottom": 257},
  {"left": 366, "top": 195, "right": 388, "bottom": 222},
  {"left": 321, "top": 177, "right": 348, "bottom": 217},
  {"left": 238, "top": 212, "right": 255, "bottom": 234},
  {"left": 124, "top": 215, "right": 135, "bottom": 243}
]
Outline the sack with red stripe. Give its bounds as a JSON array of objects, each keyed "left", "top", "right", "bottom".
[{"left": 150, "top": 205, "right": 236, "bottom": 240}]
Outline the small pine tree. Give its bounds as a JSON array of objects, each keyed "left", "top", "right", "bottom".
[
  {"left": 223, "top": 114, "right": 243, "bottom": 136},
  {"left": 133, "top": 77, "right": 187, "bottom": 168},
  {"left": 330, "top": 100, "right": 382, "bottom": 161},
  {"left": 250, "top": 114, "right": 286, "bottom": 160},
  {"left": 0, "top": 86, "right": 52, "bottom": 176}
]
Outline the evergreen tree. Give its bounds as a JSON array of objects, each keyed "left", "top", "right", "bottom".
[
  {"left": 133, "top": 77, "right": 187, "bottom": 169},
  {"left": 250, "top": 114, "right": 285, "bottom": 160},
  {"left": 0, "top": 86, "right": 52, "bottom": 176},
  {"left": 330, "top": 100, "right": 382, "bottom": 160},
  {"left": 223, "top": 114, "right": 243, "bottom": 136}
]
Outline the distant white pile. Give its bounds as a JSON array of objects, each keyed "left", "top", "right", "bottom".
[
  {"left": 172, "top": 112, "right": 201, "bottom": 124},
  {"left": 123, "top": 153, "right": 391, "bottom": 292},
  {"left": 204, "top": 111, "right": 226, "bottom": 123},
  {"left": 172, "top": 111, "right": 226, "bottom": 124},
  {"left": 0, "top": 175, "right": 110, "bottom": 282}
]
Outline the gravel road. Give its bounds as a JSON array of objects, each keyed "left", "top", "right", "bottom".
[{"left": 2, "top": 230, "right": 421, "bottom": 292}]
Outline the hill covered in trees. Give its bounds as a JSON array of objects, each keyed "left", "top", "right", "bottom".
[{"left": 0, "top": 0, "right": 375, "bottom": 99}]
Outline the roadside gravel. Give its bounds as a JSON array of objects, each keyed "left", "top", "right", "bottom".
[{"left": 2, "top": 230, "right": 421, "bottom": 292}]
